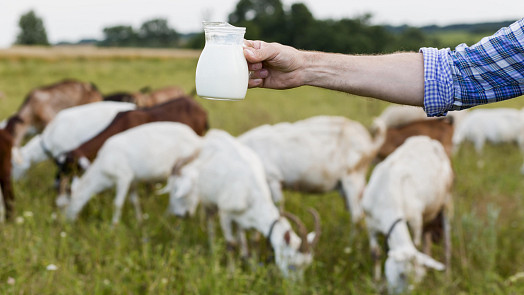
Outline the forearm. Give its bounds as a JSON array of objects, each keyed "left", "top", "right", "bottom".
[{"left": 300, "top": 51, "right": 425, "bottom": 106}]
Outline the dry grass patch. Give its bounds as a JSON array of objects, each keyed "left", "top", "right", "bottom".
[{"left": 0, "top": 45, "right": 201, "bottom": 60}]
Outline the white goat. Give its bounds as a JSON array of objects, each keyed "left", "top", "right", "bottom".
[
  {"left": 452, "top": 108, "right": 524, "bottom": 155},
  {"left": 162, "top": 129, "right": 320, "bottom": 278},
  {"left": 362, "top": 136, "right": 453, "bottom": 294},
  {"left": 445, "top": 109, "right": 469, "bottom": 130},
  {"left": 11, "top": 101, "right": 136, "bottom": 180},
  {"left": 238, "top": 115, "right": 385, "bottom": 223},
  {"left": 65, "top": 122, "right": 202, "bottom": 225},
  {"left": 373, "top": 105, "right": 428, "bottom": 128}
]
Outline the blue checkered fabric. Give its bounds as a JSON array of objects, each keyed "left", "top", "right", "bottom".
[{"left": 420, "top": 18, "right": 524, "bottom": 117}]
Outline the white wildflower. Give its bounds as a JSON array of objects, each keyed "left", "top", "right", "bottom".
[
  {"left": 23, "top": 211, "right": 33, "bottom": 218},
  {"left": 7, "top": 277, "right": 15, "bottom": 285},
  {"left": 46, "top": 264, "right": 58, "bottom": 271},
  {"left": 15, "top": 217, "right": 24, "bottom": 224},
  {"left": 60, "top": 231, "right": 67, "bottom": 238}
]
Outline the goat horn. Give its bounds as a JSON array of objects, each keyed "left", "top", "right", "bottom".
[
  {"left": 281, "top": 211, "right": 309, "bottom": 253},
  {"left": 307, "top": 207, "right": 321, "bottom": 249}
]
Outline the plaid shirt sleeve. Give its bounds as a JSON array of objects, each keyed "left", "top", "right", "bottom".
[{"left": 420, "top": 18, "right": 524, "bottom": 117}]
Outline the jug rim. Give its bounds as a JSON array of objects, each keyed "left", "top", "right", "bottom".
[{"left": 203, "top": 21, "right": 246, "bottom": 33}]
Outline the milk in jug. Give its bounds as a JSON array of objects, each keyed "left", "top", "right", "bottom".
[{"left": 195, "top": 22, "right": 248, "bottom": 100}]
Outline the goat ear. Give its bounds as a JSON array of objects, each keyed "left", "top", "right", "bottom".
[
  {"left": 284, "top": 230, "right": 291, "bottom": 245},
  {"left": 415, "top": 252, "right": 445, "bottom": 271}
]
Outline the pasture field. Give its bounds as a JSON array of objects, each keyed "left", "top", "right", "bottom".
[
  {"left": 1, "top": 47, "right": 524, "bottom": 294},
  {"left": 427, "top": 31, "right": 489, "bottom": 49}
]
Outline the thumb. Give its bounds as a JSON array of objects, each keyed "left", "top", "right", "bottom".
[{"left": 243, "top": 41, "right": 274, "bottom": 63}]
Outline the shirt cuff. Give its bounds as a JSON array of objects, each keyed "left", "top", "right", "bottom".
[{"left": 419, "top": 47, "right": 454, "bottom": 117}]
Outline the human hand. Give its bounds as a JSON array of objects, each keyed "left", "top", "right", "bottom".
[{"left": 243, "top": 40, "right": 305, "bottom": 89}]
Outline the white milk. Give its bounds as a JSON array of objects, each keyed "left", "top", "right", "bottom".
[{"left": 195, "top": 43, "right": 248, "bottom": 100}]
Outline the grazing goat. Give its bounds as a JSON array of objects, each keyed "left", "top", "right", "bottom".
[
  {"left": 362, "top": 136, "right": 453, "bottom": 294},
  {"left": 374, "top": 105, "right": 428, "bottom": 128},
  {"left": 376, "top": 117, "right": 454, "bottom": 161},
  {"left": 5, "top": 79, "right": 103, "bottom": 147},
  {"left": 11, "top": 101, "right": 136, "bottom": 182},
  {"left": 0, "top": 129, "right": 14, "bottom": 222},
  {"left": 65, "top": 122, "right": 202, "bottom": 225},
  {"left": 56, "top": 96, "right": 209, "bottom": 205},
  {"left": 445, "top": 109, "right": 469, "bottom": 129},
  {"left": 102, "top": 86, "right": 186, "bottom": 107},
  {"left": 238, "top": 115, "right": 385, "bottom": 223},
  {"left": 133, "top": 85, "right": 186, "bottom": 108},
  {"left": 452, "top": 108, "right": 524, "bottom": 155},
  {"left": 161, "top": 129, "right": 320, "bottom": 278}
]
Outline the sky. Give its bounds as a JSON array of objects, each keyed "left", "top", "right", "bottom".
[{"left": 1, "top": 0, "right": 523, "bottom": 48}]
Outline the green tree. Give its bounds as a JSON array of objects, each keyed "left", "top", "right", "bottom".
[
  {"left": 138, "top": 18, "right": 179, "bottom": 48},
  {"left": 213, "top": 0, "right": 435, "bottom": 53},
  {"left": 98, "top": 25, "right": 138, "bottom": 47},
  {"left": 287, "top": 3, "right": 316, "bottom": 48},
  {"left": 184, "top": 32, "right": 205, "bottom": 49},
  {"left": 16, "top": 10, "right": 49, "bottom": 46},
  {"left": 392, "top": 27, "right": 430, "bottom": 51},
  {"left": 228, "top": 0, "right": 287, "bottom": 42}
]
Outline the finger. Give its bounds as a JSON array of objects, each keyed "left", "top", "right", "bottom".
[
  {"left": 252, "top": 40, "right": 263, "bottom": 49},
  {"left": 248, "top": 62, "right": 263, "bottom": 71},
  {"left": 248, "top": 79, "right": 263, "bottom": 88},
  {"left": 243, "top": 39, "right": 254, "bottom": 48},
  {"left": 243, "top": 47, "right": 258, "bottom": 62},
  {"left": 249, "top": 69, "right": 268, "bottom": 79},
  {"left": 244, "top": 40, "right": 263, "bottom": 49},
  {"left": 243, "top": 42, "right": 273, "bottom": 63}
]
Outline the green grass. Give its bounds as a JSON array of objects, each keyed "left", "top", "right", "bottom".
[
  {"left": 2, "top": 55, "right": 524, "bottom": 294},
  {"left": 428, "top": 31, "right": 489, "bottom": 49}
]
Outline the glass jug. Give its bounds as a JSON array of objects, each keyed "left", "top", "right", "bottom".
[{"left": 195, "top": 22, "right": 248, "bottom": 101}]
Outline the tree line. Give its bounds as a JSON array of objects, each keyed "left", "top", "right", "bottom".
[
  {"left": 15, "top": 1, "right": 516, "bottom": 54},
  {"left": 185, "top": 0, "right": 439, "bottom": 54}
]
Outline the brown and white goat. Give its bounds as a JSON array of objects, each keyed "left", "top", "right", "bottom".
[
  {"left": 374, "top": 105, "right": 428, "bottom": 128},
  {"left": 133, "top": 85, "right": 186, "bottom": 108},
  {"left": 376, "top": 117, "right": 454, "bottom": 161},
  {"left": 56, "top": 96, "right": 209, "bottom": 206},
  {"left": 102, "top": 85, "right": 186, "bottom": 107},
  {"left": 6, "top": 79, "right": 103, "bottom": 147},
  {"left": 11, "top": 102, "right": 136, "bottom": 181}
]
